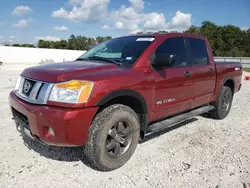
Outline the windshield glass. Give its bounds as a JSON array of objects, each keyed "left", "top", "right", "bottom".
[{"left": 77, "top": 36, "right": 155, "bottom": 65}]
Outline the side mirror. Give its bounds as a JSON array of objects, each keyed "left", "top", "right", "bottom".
[{"left": 152, "top": 53, "right": 176, "bottom": 67}]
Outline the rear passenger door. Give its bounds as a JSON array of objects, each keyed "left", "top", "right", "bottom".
[{"left": 185, "top": 37, "right": 216, "bottom": 109}]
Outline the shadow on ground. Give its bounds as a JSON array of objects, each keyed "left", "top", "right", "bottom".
[
  {"left": 199, "top": 112, "right": 218, "bottom": 120},
  {"left": 20, "top": 117, "right": 199, "bottom": 168},
  {"left": 21, "top": 134, "right": 92, "bottom": 167}
]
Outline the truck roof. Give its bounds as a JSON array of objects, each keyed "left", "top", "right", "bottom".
[{"left": 116, "top": 32, "right": 206, "bottom": 40}]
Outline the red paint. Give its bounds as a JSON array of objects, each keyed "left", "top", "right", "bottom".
[
  {"left": 9, "top": 91, "right": 98, "bottom": 146},
  {"left": 245, "top": 76, "right": 250, "bottom": 81},
  {"left": 9, "top": 33, "right": 242, "bottom": 146}
]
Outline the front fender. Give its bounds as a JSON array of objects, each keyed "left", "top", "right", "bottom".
[{"left": 96, "top": 89, "right": 148, "bottom": 114}]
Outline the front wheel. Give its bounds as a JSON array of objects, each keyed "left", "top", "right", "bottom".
[
  {"left": 84, "top": 104, "right": 140, "bottom": 171},
  {"left": 210, "top": 86, "right": 233, "bottom": 119}
]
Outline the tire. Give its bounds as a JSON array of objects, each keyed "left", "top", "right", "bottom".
[
  {"left": 210, "top": 86, "right": 233, "bottom": 119},
  {"left": 84, "top": 104, "right": 140, "bottom": 171}
]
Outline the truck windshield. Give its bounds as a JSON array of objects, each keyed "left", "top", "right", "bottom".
[{"left": 76, "top": 36, "right": 155, "bottom": 66}]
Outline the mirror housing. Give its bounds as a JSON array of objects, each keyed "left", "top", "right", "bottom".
[{"left": 152, "top": 53, "right": 176, "bottom": 67}]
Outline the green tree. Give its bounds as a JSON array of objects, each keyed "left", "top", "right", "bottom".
[
  {"left": 12, "top": 43, "right": 35, "bottom": 48},
  {"left": 68, "top": 35, "right": 89, "bottom": 50},
  {"left": 12, "top": 44, "right": 21, "bottom": 47},
  {"left": 50, "top": 40, "right": 69, "bottom": 49},
  {"left": 96, "top": 36, "right": 112, "bottom": 43},
  {"left": 184, "top": 25, "right": 200, "bottom": 35},
  {"left": 38, "top": 40, "right": 51, "bottom": 48}
]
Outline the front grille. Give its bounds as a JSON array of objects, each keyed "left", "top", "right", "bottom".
[
  {"left": 36, "top": 83, "right": 44, "bottom": 99},
  {"left": 14, "top": 76, "right": 54, "bottom": 104}
]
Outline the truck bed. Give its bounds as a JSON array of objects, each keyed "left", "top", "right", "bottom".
[
  {"left": 214, "top": 61, "right": 242, "bottom": 95},
  {"left": 215, "top": 61, "right": 242, "bottom": 65}
]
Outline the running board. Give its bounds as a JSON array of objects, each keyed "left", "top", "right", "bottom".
[{"left": 146, "top": 105, "right": 214, "bottom": 134}]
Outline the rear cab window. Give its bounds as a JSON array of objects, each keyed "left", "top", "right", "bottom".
[{"left": 186, "top": 37, "right": 209, "bottom": 66}]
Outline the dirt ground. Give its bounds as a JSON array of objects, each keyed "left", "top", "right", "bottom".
[{"left": 0, "top": 67, "right": 250, "bottom": 188}]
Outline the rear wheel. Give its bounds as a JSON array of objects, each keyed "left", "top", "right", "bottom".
[
  {"left": 210, "top": 86, "right": 233, "bottom": 119},
  {"left": 84, "top": 104, "right": 140, "bottom": 171}
]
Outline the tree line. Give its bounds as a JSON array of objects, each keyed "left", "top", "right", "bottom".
[
  {"left": 7, "top": 21, "right": 250, "bottom": 57},
  {"left": 37, "top": 36, "right": 112, "bottom": 50},
  {"left": 184, "top": 21, "right": 250, "bottom": 57}
]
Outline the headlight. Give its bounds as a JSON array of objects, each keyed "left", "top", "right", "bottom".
[
  {"left": 48, "top": 80, "right": 94, "bottom": 104},
  {"left": 14, "top": 76, "right": 22, "bottom": 91}
]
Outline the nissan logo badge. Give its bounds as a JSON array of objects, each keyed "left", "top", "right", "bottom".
[{"left": 23, "top": 81, "right": 31, "bottom": 93}]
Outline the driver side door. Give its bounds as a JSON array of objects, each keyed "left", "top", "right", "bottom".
[{"left": 150, "top": 36, "right": 194, "bottom": 121}]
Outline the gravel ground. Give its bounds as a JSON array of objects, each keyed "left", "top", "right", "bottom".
[{"left": 0, "top": 67, "right": 250, "bottom": 188}]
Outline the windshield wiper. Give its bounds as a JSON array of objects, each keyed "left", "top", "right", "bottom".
[
  {"left": 75, "top": 57, "right": 89, "bottom": 61},
  {"left": 86, "top": 56, "right": 121, "bottom": 66}
]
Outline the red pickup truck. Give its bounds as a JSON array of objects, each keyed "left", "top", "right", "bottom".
[{"left": 9, "top": 33, "right": 242, "bottom": 171}]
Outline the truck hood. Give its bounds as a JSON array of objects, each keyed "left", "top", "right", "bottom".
[{"left": 21, "top": 60, "right": 119, "bottom": 82}]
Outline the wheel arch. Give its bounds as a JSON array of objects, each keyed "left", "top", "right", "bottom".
[
  {"left": 222, "top": 77, "right": 235, "bottom": 94},
  {"left": 96, "top": 89, "right": 148, "bottom": 140}
]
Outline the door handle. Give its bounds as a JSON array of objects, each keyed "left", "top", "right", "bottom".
[
  {"left": 184, "top": 71, "right": 192, "bottom": 78},
  {"left": 209, "top": 68, "right": 215, "bottom": 73}
]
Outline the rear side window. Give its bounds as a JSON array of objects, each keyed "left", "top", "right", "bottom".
[
  {"left": 155, "top": 37, "right": 188, "bottom": 67},
  {"left": 186, "top": 38, "right": 209, "bottom": 65}
]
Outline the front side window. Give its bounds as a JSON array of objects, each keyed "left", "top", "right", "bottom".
[
  {"left": 153, "top": 37, "right": 188, "bottom": 68},
  {"left": 77, "top": 36, "right": 155, "bottom": 66},
  {"left": 186, "top": 38, "right": 209, "bottom": 65}
]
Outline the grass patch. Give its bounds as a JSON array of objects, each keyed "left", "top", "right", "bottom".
[{"left": 243, "top": 68, "right": 250, "bottom": 72}]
